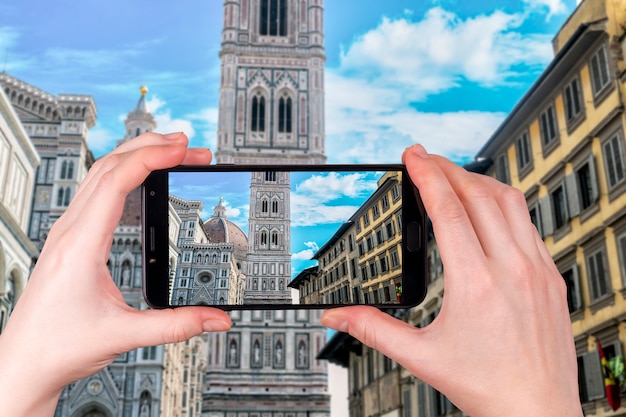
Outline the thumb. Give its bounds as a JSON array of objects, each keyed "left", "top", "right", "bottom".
[
  {"left": 118, "top": 307, "right": 232, "bottom": 350},
  {"left": 321, "top": 306, "right": 428, "bottom": 366}
]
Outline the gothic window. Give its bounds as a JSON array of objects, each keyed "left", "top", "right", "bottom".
[
  {"left": 64, "top": 187, "right": 71, "bottom": 206},
  {"left": 56, "top": 187, "right": 71, "bottom": 207},
  {"left": 278, "top": 95, "right": 292, "bottom": 133},
  {"left": 272, "top": 200, "right": 279, "bottom": 213},
  {"left": 251, "top": 94, "right": 266, "bottom": 132},
  {"left": 262, "top": 199, "right": 269, "bottom": 213},
  {"left": 260, "top": 231, "right": 268, "bottom": 245},
  {"left": 135, "top": 127, "right": 141, "bottom": 137},
  {"left": 260, "top": 0, "right": 287, "bottom": 36},
  {"left": 60, "top": 161, "right": 68, "bottom": 179},
  {"left": 265, "top": 171, "right": 276, "bottom": 181},
  {"left": 271, "top": 231, "right": 279, "bottom": 246},
  {"left": 142, "top": 346, "right": 157, "bottom": 361}
]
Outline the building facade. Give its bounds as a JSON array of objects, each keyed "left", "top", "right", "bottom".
[
  {"left": 0, "top": 73, "right": 96, "bottom": 252},
  {"left": 290, "top": 171, "right": 403, "bottom": 307},
  {"left": 204, "top": 1, "right": 330, "bottom": 416},
  {"left": 169, "top": 196, "right": 245, "bottom": 306},
  {"left": 475, "top": 1, "right": 626, "bottom": 415},
  {"left": 215, "top": 0, "right": 326, "bottom": 166},
  {"left": 0, "top": 85, "right": 39, "bottom": 333}
]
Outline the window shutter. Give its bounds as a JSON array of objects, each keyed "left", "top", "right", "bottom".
[
  {"left": 418, "top": 384, "right": 426, "bottom": 417},
  {"left": 428, "top": 387, "right": 437, "bottom": 417},
  {"left": 588, "top": 154, "right": 600, "bottom": 203},
  {"left": 571, "top": 265, "right": 582, "bottom": 311},
  {"left": 582, "top": 350, "right": 605, "bottom": 401},
  {"left": 565, "top": 173, "right": 581, "bottom": 218},
  {"left": 539, "top": 195, "right": 554, "bottom": 237}
]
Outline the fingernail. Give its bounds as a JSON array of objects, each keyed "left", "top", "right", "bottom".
[
  {"left": 321, "top": 310, "right": 349, "bottom": 333},
  {"left": 163, "top": 132, "right": 184, "bottom": 140},
  {"left": 203, "top": 319, "right": 231, "bottom": 332},
  {"left": 412, "top": 144, "right": 428, "bottom": 158}
]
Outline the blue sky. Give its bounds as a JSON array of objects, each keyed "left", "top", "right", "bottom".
[
  {"left": 170, "top": 169, "right": 384, "bottom": 277},
  {"left": 0, "top": 0, "right": 579, "bottom": 164}
]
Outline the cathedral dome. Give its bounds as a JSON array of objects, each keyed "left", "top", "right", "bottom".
[{"left": 204, "top": 198, "right": 248, "bottom": 254}]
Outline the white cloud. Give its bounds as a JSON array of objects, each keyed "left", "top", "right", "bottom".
[
  {"left": 187, "top": 107, "right": 219, "bottom": 150},
  {"left": 324, "top": 6, "right": 553, "bottom": 162},
  {"left": 142, "top": 94, "right": 196, "bottom": 139},
  {"left": 292, "top": 241, "right": 320, "bottom": 260},
  {"left": 86, "top": 125, "right": 116, "bottom": 155},
  {"left": 523, "top": 0, "right": 568, "bottom": 20},
  {"left": 295, "top": 172, "right": 378, "bottom": 202}
]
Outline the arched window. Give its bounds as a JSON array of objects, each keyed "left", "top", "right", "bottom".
[
  {"left": 251, "top": 94, "right": 266, "bottom": 132},
  {"left": 272, "top": 200, "right": 279, "bottom": 213},
  {"left": 65, "top": 161, "right": 74, "bottom": 179},
  {"left": 260, "top": 231, "right": 268, "bottom": 245},
  {"left": 64, "top": 187, "right": 71, "bottom": 206},
  {"left": 271, "top": 231, "right": 279, "bottom": 246},
  {"left": 260, "top": 0, "right": 287, "bottom": 36},
  {"left": 261, "top": 199, "right": 269, "bottom": 213},
  {"left": 57, "top": 188, "right": 64, "bottom": 206},
  {"left": 278, "top": 96, "right": 292, "bottom": 133},
  {"left": 197, "top": 254, "right": 202, "bottom": 263},
  {"left": 135, "top": 127, "right": 141, "bottom": 137}
]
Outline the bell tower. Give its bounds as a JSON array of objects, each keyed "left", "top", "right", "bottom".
[{"left": 215, "top": 0, "right": 326, "bottom": 165}]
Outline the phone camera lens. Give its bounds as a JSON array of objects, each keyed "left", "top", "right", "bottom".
[{"left": 149, "top": 191, "right": 156, "bottom": 197}]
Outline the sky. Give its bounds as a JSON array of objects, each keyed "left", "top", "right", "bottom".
[{"left": 0, "top": 0, "right": 579, "bottom": 165}]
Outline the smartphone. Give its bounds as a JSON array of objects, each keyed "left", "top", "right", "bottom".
[{"left": 142, "top": 164, "right": 427, "bottom": 310}]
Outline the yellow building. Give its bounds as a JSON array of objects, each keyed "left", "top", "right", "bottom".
[
  {"left": 476, "top": 0, "right": 626, "bottom": 415},
  {"left": 353, "top": 171, "right": 403, "bottom": 304},
  {"left": 320, "top": 2, "right": 626, "bottom": 416}
]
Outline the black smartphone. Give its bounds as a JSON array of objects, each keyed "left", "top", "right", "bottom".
[{"left": 142, "top": 164, "right": 427, "bottom": 310}]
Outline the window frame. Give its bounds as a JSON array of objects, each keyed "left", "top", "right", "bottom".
[
  {"left": 539, "top": 102, "right": 560, "bottom": 156},
  {"left": 589, "top": 43, "right": 612, "bottom": 101}
]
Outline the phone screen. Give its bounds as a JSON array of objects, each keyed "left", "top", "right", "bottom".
[{"left": 143, "top": 165, "right": 427, "bottom": 309}]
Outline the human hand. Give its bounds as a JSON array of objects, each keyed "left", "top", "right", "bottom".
[
  {"left": 321, "top": 144, "right": 582, "bottom": 417},
  {"left": 0, "top": 133, "right": 232, "bottom": 417}
]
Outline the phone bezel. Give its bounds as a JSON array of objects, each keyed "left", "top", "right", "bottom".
[{"left": 142, "top": 164, "right": 427, "bottom": 310}]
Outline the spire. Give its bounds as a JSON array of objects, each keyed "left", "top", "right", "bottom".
[
  {"left": 212, "top": 197, "right": 227, "bottom": 218},
  {"left": 117, "top": 84, "right": 157, "bottom": 147},
  {"left": 134, "top": 84, "right": 149, "bottom": 114}
]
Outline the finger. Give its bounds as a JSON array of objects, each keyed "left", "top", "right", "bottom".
[
  {"left": 402, "top": 145, "right": 486, "bottom": 273},
  {"left": 322, "top": 307, "right": 436, "bottom": 383},
  {"left": 73, "top": 132, "right": 188, "bottom": 203},
  {"left": 428, "top": 154, "right": 532, "bottom": 260},
  {"left": 473, "top": 173, "right": 543, "bottom": 259},
  {"left": 181, "top": 148, "right": 212, "bottom": 165},
  {"left": 115, "top": 307, "right": 232, "bottom": 351},
  {"left": 55, "top": 140, "right": 191, "bottom": 253}
]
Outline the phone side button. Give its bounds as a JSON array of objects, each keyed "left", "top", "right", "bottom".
[
  {"left": 406, "top": 221, "right": 422, "bottom": 253},
  {"left": 150, "top": 226, "right": 156, "bottom": 252}
]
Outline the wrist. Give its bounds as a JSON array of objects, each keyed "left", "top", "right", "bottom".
[{"left": 0, "top": 333, "right": 62, "bottom": 417}]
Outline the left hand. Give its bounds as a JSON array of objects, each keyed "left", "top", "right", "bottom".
[{"left": 0, "top": 133, "right": 232, "bottom": 417}]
